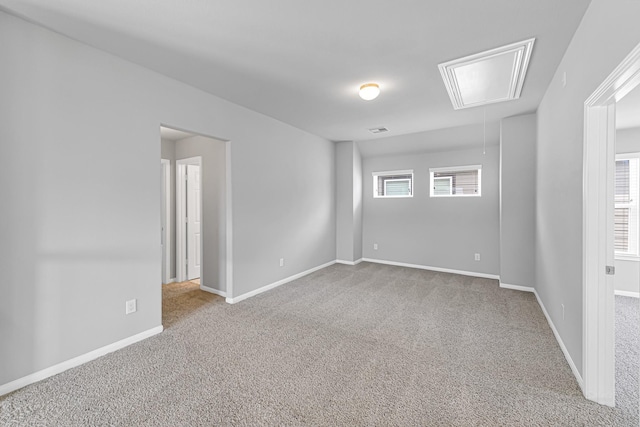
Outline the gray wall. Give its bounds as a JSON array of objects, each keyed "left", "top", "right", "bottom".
[
  {"left": 613, "top": 260, "right": 640, "bottom": 294},
  {"left": 175, "top": 135, "right": 227, "bottom": 292},
  {"left": 335, "top": 141, "right": 363, "bottom": 263},
  {"left": 362, "top": 146, "right": 500, "bottom": 275},
  {"left": 161, "top": 138, "right": 176, "bottom": 279},
  {"left": 535, "top": 0, "right": 640, "bottom": 376},
  {"left": 336, "top": 142, "right": 354, "bottom": 261},
  {"left": 353, "top": 143, "right": 363, "bottom": 261},
  {"left": 0, "top": 10, "right": 335, "bottom": 387},
  {"left": 500, "top": 113, "right": 536, "bottom": 288},
  {"left": 231, "top": 131, "right": 335, "bottom": 298},
  {"left": 616, "top": 127, "right": 640, "bottom": 154}
]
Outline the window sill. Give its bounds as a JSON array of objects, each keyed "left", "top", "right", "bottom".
[
  {"left": 615, "top": 254, "right": 640, "bottom": 262},
  {"left": 430, "top": 195, "right": 481, "bottom": 198}
]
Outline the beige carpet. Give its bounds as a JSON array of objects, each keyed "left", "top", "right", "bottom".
[
  {"left": 616, "top": 295, "right": 640, "bottom": 422},
  {"left": 162, "top": 278, "right": 216, "bottom": 328},
  {"left": 0, "top": 262, "right": 634, "bottom": 425}
]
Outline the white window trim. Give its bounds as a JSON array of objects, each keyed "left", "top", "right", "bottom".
[
  {"left": 429, "top": 165, "right": 482, "bottom": 197},
  {"left": 615, "top": 254, "right": 640, "bottom": 262},
  {"left": 372, "top": 170, "right": 414, "bottom": 198},
  {"left": 614, "top": 153, "right": 640, "bottom": 259}
]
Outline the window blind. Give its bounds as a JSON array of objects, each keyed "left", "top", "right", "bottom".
[{"left": 615, "top": 158, "right": 639, "bottom": 255}]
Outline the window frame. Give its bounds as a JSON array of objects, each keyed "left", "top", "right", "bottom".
[
  {"left": 429, "top": 165, "right": 482, "bottom": 198},
  {"left": 615, "top": 153, "right": 640, "bottom": 260},
  {"left": 372, "top": 169, "right": 414, "bottom": 198}
]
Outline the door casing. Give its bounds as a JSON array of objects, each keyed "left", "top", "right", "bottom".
[{"left": 161, "top": 159, "right": 171, "bottom": 284}]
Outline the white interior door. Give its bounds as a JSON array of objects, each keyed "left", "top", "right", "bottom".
[{"left": 186, "top": 164, "right": 201, "bottom": 280}]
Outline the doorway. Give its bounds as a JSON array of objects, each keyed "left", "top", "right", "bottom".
[
  {"left": 583, "top": 42, "right": 640, "bottom": 406},
  {"left": 159, "top": 125, "right": 232, "bottom": 327},
  {"left": 612, "top": 84, "right": 640, "bottom": 418}
]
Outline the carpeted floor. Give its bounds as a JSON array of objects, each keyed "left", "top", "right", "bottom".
[
  {"left": 0, "top": 262, "right": 636, "bottom": 425},
  {"left": 616, "top": 295, "right": 640, "bottom": 423}
]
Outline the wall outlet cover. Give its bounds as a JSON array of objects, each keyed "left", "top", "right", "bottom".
[{"left": 126, "top": 299, "right": 137, "bottom": 315}]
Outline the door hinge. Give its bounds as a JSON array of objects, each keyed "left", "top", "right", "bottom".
[{"left": 605, "top": 265, "right": 615, "bottom": 275}]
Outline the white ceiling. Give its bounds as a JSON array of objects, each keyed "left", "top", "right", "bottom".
[
  {"left": 0, "top": 0, "right": 591, "bottom": 142},
  {"left": 358, "top": 122, "right": 501, "bottom": 158},
  {"left": 617, "top": 84, "right": 640, "bottom": 130}
]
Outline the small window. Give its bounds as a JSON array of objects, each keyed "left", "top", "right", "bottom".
[
  {"left": 615, "top": 156, "right": 639, "bottom": 258},
  {"left": 373, "top": 170, "right": 413, "bottom": 198},
  {"left": 430, "top": 165, "right": 481, "bottom": 197}
]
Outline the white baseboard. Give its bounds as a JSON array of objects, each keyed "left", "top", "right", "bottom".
[
  {"left": 614, "top": 290, "right": 640, "bottom": 298},
  {"left": 226, "top": 260, "right": 336, "bottom": 304},
  {"left": 532, "top": 290, "right": 584, "bottom": 392},
  {"left": 361, "top": 258, "right": 500, "bottom": 280},
  {"left": 200, "top": 285, "right": 227, "bottom": 298},
  {"left": 0, "top": 325, "right": 163, "bottom": 397},
  {"left": 335, "top": 258, "right": 363, "bottom": 266},
  {"left": 163, "top": 277, "right": 177, "bottom": 285},
  {"left": 499, "top": 282, "right": 535, "bottom": 293}
]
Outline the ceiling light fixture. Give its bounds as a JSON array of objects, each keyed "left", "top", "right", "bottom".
[{"left": 359, "top": 83, "right": 380, "bottom": 101}]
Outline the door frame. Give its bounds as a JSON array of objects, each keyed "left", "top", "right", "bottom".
[
  {"left": 583, "top": 42, "right": 640, "bottom": 406},
  {"left": 176, "top": 156, "right": 203, "bottom": 283},
  {"left": 161, "top": 159, "right": 171, "bottom": 284}
]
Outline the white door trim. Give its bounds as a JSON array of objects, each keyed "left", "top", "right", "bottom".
[
  {"left": 161, "top": 159, "right": 171, "bottom": 284},
  {"left": 176, "top": 156, "right": 203, "bottom": 283},
  {"left": 224, "top": 140, "right": 234, "bottom": 300},
  {"left": 583, "top": 42, "right": 640, "bottom": 407}
]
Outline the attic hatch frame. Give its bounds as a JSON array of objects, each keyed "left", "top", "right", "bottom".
[
  {"left": 583, "top": 41, "right": 640, "bottom": 407},
  {"left": 438, "top": 38, "right": 535, "bottom": 110}
]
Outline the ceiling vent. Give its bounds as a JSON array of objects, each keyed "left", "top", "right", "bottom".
[
  {"left": 369, "top": 127, "right": 389, "bottom": 134},
  {"left": 438, "top": 38, "right": 535, "bottom": 110}
]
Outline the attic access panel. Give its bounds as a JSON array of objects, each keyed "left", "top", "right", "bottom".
[{"left": 438, "top": 38, "right": 535, "bottom": 110}]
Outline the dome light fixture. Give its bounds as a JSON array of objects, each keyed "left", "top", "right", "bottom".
[{"left": 359, "top": 83, "right": 380, "bottom": 101}]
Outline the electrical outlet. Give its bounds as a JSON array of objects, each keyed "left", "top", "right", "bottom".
[
  {"left": 562, "top": 71, "right": 567, "bottom": 88},
  {"left": 279, "top": 258, "right": 284, "bottom": 267},
  {"left": 126, "top": 299, "right": 137, "bottom": 315},
  {"left": 562, "top": 304, "right": 565, "bottom": 320},
  {"left": 374, "top": 243, "right": 378, "bottom": 250},
  {"left": 474, "top": 253, "right": 480, "bottom": 261}
]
